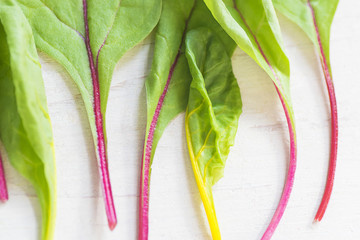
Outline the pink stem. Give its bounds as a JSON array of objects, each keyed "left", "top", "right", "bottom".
[
  {"left": 307, "top": 0, "right": 339, "bottom": 222},
  {"left": 0, "top": 153, "right": 8, "bottom": 202},
  {"left": 83, "top": 0, "right": 117, "bottom": 230},
  {"left": 139, "top": 52, "right": 181, "bottom": 240},
  {"left": 261, "top": 87, "right": 297, "bottom": 239},
  {"left": 232, "top": 1, "right": 297, "bottom": 239},
  {"left": 139, "top": 7, "right": 195, "bottom": 239}
]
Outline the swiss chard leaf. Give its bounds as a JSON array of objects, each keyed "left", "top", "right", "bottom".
[
  {"left": 16, "top": 0, "right": 161, "bottom": 229},
  {"left": 0, "top": 1, "right": 56, "bottom": 239},
  {"left": 185, "top": 28, "right": 242, "bottom": 239},
  {"left": 139, "top": 0, "right": 236, "bottom": 238},
  {"left": 203, "top": 0, "right": 297, "bottom": 238},
  {"left": 273, "top": 0, "right": 339, "bottom": 222}
]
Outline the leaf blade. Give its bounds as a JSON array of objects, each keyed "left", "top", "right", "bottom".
[
  {"left": 203, "top": 0, "right": 297, "bottom": 238},
  {"left": 139, "top": 0, "right": 237, "bottom": 238},
  {"left": 16, "top": 0, "right": 162, "bottom": 229},
  {"left": 0, "top": 1, "right": 56, "bottom": 238},
  {"left": 185, "top": 27, "right": 241, "bottom": 239}
]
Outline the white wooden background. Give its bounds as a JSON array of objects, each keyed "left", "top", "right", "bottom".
[{"left": 1, "top": 1, "right": 359, "bottom": 239}]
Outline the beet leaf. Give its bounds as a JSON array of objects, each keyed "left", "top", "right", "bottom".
[
  {"left": 273, "top": 0, "right": 339, "bottom": 222},
  {"left": 15, "top": 0, "right": 161, "bottom": 229},
  {"left": 203, "top": 0, "right": 297, "bottom": 238},
  {"left": 0, "top": 1, "right": 56, "bottom": 238},
  {"left": 185, "top": 28, "right": 242, "bottom": 239},
  {"left": 140, "top": 0, "right": 236, "bottom": 238}
]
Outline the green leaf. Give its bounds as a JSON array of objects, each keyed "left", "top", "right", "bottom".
[
  {"left": 273, "top": 0, "right": 338, "bottom": 69},
  {"left": 273, "top": 0, "right": 339, "bottom": 222},
  {"left": 139, "top": 0, "right": 236, "bottom": 238},
  {"left": 203, "top": 0, "right": 297, "bottom": 238},
  {"left": 185, "top": 28, "right": 242, "bottom": 239},
  {"left": 0, "top": 1, "right": 56, "bottom": 239},
  {"left": 15, "top": 0, "right": 161, "bottom": 229}
]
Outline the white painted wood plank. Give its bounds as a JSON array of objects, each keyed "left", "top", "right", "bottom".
[{"left": 1, "top": 0, "right": 359, "bottom": 239}]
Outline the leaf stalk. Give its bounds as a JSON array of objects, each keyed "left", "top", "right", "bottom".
[
  {"left": 139, "top": 50, "right": 181, "bottom": 240},
  {"left": 261, "top": 87, "right": 297, "bottom": 240},
  {"left": 0, "top": 153, "right": 8, "bottom": 202},
  {"left": 185, "top": 112, "right": 221, "bottom": 240},
  {"left": 82, "top": 0, "right": 117, "bottom": 230},
  {"left": 232, "top": 2, "right": 298, "bottom": 238},
  {"left": 307, "top": 0, "right": 339, "bottom": 222}
]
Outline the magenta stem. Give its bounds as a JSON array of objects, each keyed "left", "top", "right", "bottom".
[
  {"left": 261, "top": 87, "right": 297, "bottom": 239},
  {"left": 0, "top": 153, "right": 8, "bottom": 202},
  {"left": 138, "top": 7, "right": 195, "bottom": 239},
  {"left": 82, "top": 0, "right": 117, "bottom": 230},
  {"left": 307, "top": 0, "right": 339, "bottom": 222},
  {"left": 139, "top": 52, "right": 181, "bottom": 240},
  {"left": 232, "top": 1, "right": 297, "bottom": 239}
]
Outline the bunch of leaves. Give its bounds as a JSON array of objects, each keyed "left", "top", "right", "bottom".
[
  {"left": 15, "top": 0, "right": 161, "bottom": 230},
  {"left": 203, "top": 0, "right": 297, "bottom": 239},
  {"left": 0, "top": 0, "right": 56, "bottom": 239},
  {"left": 273, "top": 0, "right": 339, "bottom": 222},
  {"left": 139, "top": 0, "right": 241, "bottom": 239}
]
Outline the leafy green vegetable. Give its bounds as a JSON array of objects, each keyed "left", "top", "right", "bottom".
[
  {"left": 0, "top": 0, "right": 56, "bottom": 239},
  {"left": 185, "top": 28, "right": 241, "bottom": 239},
  {"left": 273, "top": 0, "right": 339, "bottom": 222},
  {"left": 203, "top": 0, "right": 297, "bottom": 238},
  {"left": 139, "top": 0, "right": 236, "bottom": 238},
  {"left": 15, "top": 0, "right": 161, "bottom": 229}
]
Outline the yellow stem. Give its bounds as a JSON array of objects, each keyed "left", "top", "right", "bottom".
[{"left": 185, "top": 113, "right": 221, "bottom": 240}]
